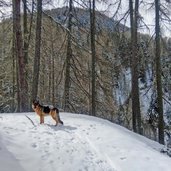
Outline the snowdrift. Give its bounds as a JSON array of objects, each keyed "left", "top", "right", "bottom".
[{"left": 0, "top": 113, "right": 171, "bottom": 171}]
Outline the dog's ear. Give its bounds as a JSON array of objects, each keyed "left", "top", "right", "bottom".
[{"left": 33, "top": 99, "right": 39, "bottom": 104}]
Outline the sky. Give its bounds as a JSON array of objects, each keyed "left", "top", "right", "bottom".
[{"left": 0, "top": 112, "right": 171, "bottom": 171}]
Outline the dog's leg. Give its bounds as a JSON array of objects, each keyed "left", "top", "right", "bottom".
[
  {"left": 52, "top": 115, "right": 58, "bottom": 126},
  {"left": 40, "top": 115, "right": 44, "bottom": 124},
  {"left": 50, "top": 111, "right": 58, "bottom": 126}
]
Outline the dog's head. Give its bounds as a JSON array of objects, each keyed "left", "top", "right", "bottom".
[{"left": 32, "top": 99, "right": 39, "bottom": 109}]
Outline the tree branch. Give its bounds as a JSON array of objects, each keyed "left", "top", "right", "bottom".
[{"left": 25, "top": 115, "right": 36, "bottom": 127}]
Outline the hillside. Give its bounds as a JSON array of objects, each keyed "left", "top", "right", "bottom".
[
  {"left": 0, "top": 113, "right": 171, "bottom": 171},
  {"left": 1, "top": 6, "right": 171, "bottom": 149},
  {"left": 45, "top": 7, "right": 129, "bottom": 32}
]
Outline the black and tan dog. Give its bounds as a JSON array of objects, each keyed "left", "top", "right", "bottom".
[{"left": 32, "top": 100, "right": 63, "bottom": 126}]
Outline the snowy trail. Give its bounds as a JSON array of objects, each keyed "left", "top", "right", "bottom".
[
  {"left": 0, "top": 113, "right": 116, "bottom": 171},
  {"left": 0, "top": 112, "right": 171, "bottom": 171}
]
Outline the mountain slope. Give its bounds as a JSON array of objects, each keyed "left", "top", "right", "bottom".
[
  {"left": 45, "top": 7, "right": 128, "bottom": 32},
  {"left": 0, "top": 113, "right": 170, "bottom": 171}
]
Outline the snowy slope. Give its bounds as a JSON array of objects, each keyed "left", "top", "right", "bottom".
[{"left": 0, "top": 113, "right": 171, "bottom": 171}]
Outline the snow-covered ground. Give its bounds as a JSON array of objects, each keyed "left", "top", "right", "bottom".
[{"left": 0, "top": 112, "right": 171, "bottom": 171}]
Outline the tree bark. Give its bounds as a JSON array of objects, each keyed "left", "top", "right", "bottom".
[
  {"left": 129, "top": 0, "right": 141, "bottom": 133},
  {"left": 31, "top": 0, "right": 42, "bottom": 102},
  {"left": 12, "top": 0, "right": 16, "bottom": 112},
  {"left": 64, "top": 0, "right": 73, "bottom": 111},
  {"left": 50, "top": 23, "right": 55, "bottom": 106},
  {"left": 23, "top": 0, "right": 29, "bottom": 64},
  {"left": 13, "top": 0, "right": 29, "bottom": 112},
  {"left": 155, "top": 0, "right": 164, "bottom": 144},
  {"left": 90, "top": 0, "right": 96, "bottom": 116}
]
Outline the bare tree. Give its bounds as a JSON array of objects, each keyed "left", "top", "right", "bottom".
[
  {"left": 13, "top": 0, "right": 29, "bottom": 112},
  {"left": 129, "top": 0, "right": 141, "bottom": 134},
  {"left": 90, "top": 0, "right": 96, "bottom": 116},
  {"left": 64, "top": 0, "right": 73, "bottom": 111},
  {"left": 155, "top": 0, "right": 164, "bottom": 144},
  {"left": 31, "top": 0, "right": 42, "bottom": 102}
]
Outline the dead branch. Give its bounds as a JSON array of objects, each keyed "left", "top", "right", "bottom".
[{"left": 25, "top": 115, "right": 36, "bottom": 127}]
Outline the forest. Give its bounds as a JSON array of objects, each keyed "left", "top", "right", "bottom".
[{"left": 0, "top": 0, "right": 171, "bottom": 146}]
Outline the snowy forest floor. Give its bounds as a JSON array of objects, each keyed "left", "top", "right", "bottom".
[{"left": 0, "top": 112, "right": 171, "bottom": 171}]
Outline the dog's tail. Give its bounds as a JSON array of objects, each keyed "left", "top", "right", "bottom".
[{"left": 54, "top": 108, "right": 63, "bottom": 125}]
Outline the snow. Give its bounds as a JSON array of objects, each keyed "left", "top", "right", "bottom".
[{"left": 0, "top": 113, "right": 171, "bottom": 171}]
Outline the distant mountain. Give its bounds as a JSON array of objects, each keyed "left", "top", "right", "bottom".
[{"left": 45, "top": 7, "right": 129, "bottom": 32}]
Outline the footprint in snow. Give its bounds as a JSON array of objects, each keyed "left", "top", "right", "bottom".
[
  {"left": 46, "top": 142, "right": 50, "bottom": 146},
  {"left": 30, "top": 130, "right": 37, "bottom": 134},
  {"left": 49, "top": 160, "right": 54, "bottom": 164},
  {"left": 41, "top": 152, "right": 50, "bottom": 160},
  {"left": 31, "top": 143, "right": 38, "bottom": 148},
  {"left": 70, "top": 137, "right": 74, "bottom": 141},
  {"left": 43, "top": 131, "right": 53, "bottom": 135},
  {"left": 91, "top": 124, "right": 96, "bottom": 129},
  {"left": 112, "top": 146, "right": 117, "bottom": 149}
]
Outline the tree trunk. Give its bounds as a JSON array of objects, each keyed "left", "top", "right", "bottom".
[
  {"left": 64, "top": 0, "right": 73, "bottom": 111},
  {"left": 134, "top": 0, "right": 141, "bottom": 134},
  {"left": 129, "top": 0, "right": 141, "bottom": 133},
  {"left": 23, "top": 0, "right": 29, "bottom": 64},
  {"left": 12, "top": 1, "right": 16, "bottom": 112},
  {"left": 13, "top": 0, "right": 29, "bottom": 112},
  {"left": 155, "top": 0, "right": 164, "bottom": 144},
  {"left": 31, "top": 0, "right": 42, "bottom": 102},
  {"left": 50, "top": 23, "right": 55, "bottom": 106},
  {"left": 90, "top": 0, "right": 96, "bottom": 116}
]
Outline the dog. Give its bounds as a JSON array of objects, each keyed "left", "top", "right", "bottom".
[{"left": 32, "top": 100, "right": 63, "bottom": 126}]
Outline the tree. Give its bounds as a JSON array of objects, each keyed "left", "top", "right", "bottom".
[
  {"left": 64, "top": 0, "right": 73, "bottom": 111},
  {"left": 129, "top": 0, "right": 141, "bottom": 134},
  {"left": 50, "top": 21, "right": 55, "bottom": 106},
  {"left": 23, "top": 0, "right": 29, "bottom": 64},
  {"left": 90, "top": 0, "right": 96, "bottom": 116},
  {"left": 31, "top": 0, "right": 42, "bottom": 102},
  {"left": 155, "top": 0, "right": 164, "bottom": 144},
  {"left": 13, "top": 0, "right": 29, "bottom": 112}
]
